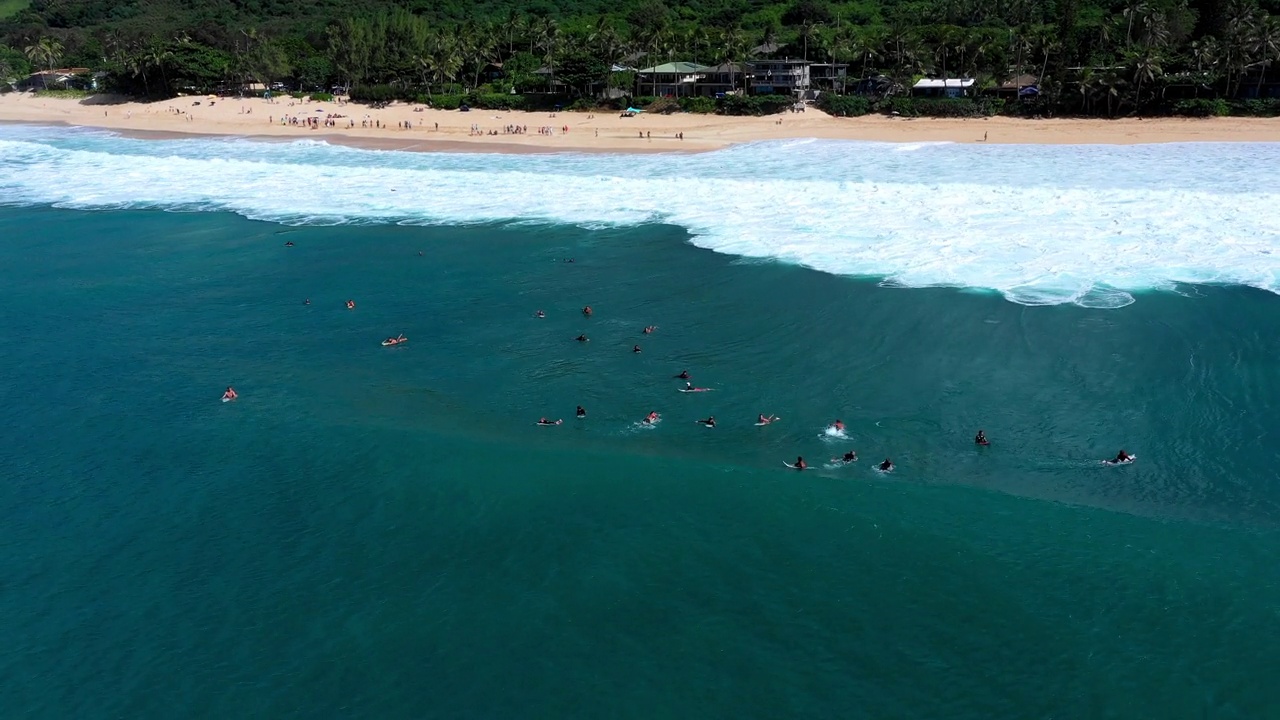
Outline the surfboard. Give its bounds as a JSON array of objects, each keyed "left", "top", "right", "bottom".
[
  {"left": 381, "top": 338, "right": 406, "bottom": 346},
  {"left": 783, "top": 462, "right": 808, "bottom": 470},
  {"left": 1103, "top": 454, "right": 1136, "bottom": 465},
  {"left": 678, "top": 388, "right": 712, "bottom": 393},
  {"left": 221, "top": 397, "right": 232, "bottom": 403},
  {"left": 755, "top": 417, "right": 781, "bottom": 426},
  {"left": 535, "top": 421, "right": 562, "bottom": 426}
]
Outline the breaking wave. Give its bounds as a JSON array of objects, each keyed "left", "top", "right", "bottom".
[{"left": 1, "top": 124, "right": 1278, "bottom": 307}]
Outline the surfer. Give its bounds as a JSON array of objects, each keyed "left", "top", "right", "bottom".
[
  {"left": 830, "top": 420, "right": 845, "bottom": 432},
  {"left": 576, "top": 405, "right": 587, "bottom": 418},
  {"left": 757, "top": 414, "right": 777, "bottom": 425},
  {"left": 346, "top": 299, "right": 355, "bottom": 309},
  {"left": 582, "top": 305, "right": 592, "bottom": 317},
  {"left": 697, "top": 416, "right": 716, "bottom": 428},
  {"left": 975, "top": 430, "right": 989, "bottom": 446},
  {"left": 793, "top": 456, "right": 807, "bottom": 470},
  {"left": 1107, "top": 450, "right": 1134, "bottom": 464},
  {"left": 674, "top": 370, "right": 690, "bottom": 380},
  {"left": 643, "top": 325, "right": 657, "bottom": 334},
  {"left": 878, "top": 458, "right": 894, "bottom": 472},
  {"left": 633, "top": 345, "right": 642, "bottom": 353},
  {"left": 222, "top": 386, "right": 238, "bottom": 401},
  {"left": 304, "top": 298, "right": 310, "bottom": 305},
  {"left": 643, "top": 411, "right": 660, "bottom": 424},
  {"left": 575, "top": 334, "right": 589, "bottom": 342},
  {"left": 836, "top": 450, "right": 857, "bottom": 463},
  {"left": 535, "top": 310, "right": 545, "bottom": 318},
  {"left": 383, "top": 334, "right": 405, "bottom": 345},
  {"left": 284, "top": 241, "right": 294, "bottom": 247},
  {"left": 537, "top": 418, "right": 562, "bottom": 426}
]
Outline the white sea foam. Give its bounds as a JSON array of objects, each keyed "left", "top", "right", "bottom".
[{"left": 1, "top": 125, "right": 1278, "bottom": 307}]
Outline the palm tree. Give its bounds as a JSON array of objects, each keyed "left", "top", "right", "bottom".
[
  {"left": 24, "top": 37, "right": 63, "bottom": 89},
  {"left": 1252, "top": 17, "right": 1280, "bottom": 97},
  {"left": 590, "top": 19, "right": 625, "bottom": 96},
  {"left": 533, "top": 17, "right": 560, "bottom": 91},
  {"left": 146, "top": 43, "right": 174, "bottom": 96},
  {"left": 717, "top": 27, "right": 748, "bottom": 94},
  {"left": 799, "top": 20, "right": 822, "bottom": 62},
  {"left": 1130, "top": 48, "right": 1162, "bottom": 111}
]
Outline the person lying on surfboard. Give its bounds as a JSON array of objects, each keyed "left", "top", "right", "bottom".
[
  {"left": 793, "top": 456, "right": 807, "bottom": 470},
  {"left": 222, "top": 387, "right": 238, "bottom": 401},
  {"left": 674, "top": 370, "right": 690, "bottom": 379},
  {"left": 830, "top": 420, "right": 845, "bottom": 432},
  {"left": 346, "top": 299, "right": 355, "bottom": 309},
  {"left": 879, "top": 458, "right": 894, "bottom": 472},
  {"left": 697, "top": 416, "right": 716, "bottom": 428},
  {"left": 643, "top": 411, "right": 660, "bottom": 424},
  {"left": 537, "top": 418, "right": 562, "bottom": 426},
  {"left": 757, "top": 414, "right": 777, "bottom": 425},
  {"left": 643, "top": 325, "right": 657, "bottom": 334},
  {"left": 576, "top": 406, "right": 587, "bottom": 418},
  {"left": 575, "top": 334, "right": 589, "bottom": 342},
  {"left": 1106, "top": 450, "right": 1133, "bottom": 464},
  {"left": 535, "top": 310, "right": 545, "bottom": 318},
  {"left": 383, "top": 334, "right": 405, "bottom": 345},
  {"left": 975, "top": 430, "right": 989, "bottom": 445},
  {"left": 835, "top": 450, "right": 857, "bottom": 463},
  {"left": 683, "top": 382, "right": 711, "bottom": 392},
  {"left": 633, "top": 345, "right": 642, "bottom": 353}
]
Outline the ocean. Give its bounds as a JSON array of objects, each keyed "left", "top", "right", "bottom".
[{"left": 1, "top": 125, "right": 1278, "bottom": 718}]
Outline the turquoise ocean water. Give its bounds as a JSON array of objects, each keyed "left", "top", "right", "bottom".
[{"left": 2, "top": 127, "right": 1279, "bottom": 718}]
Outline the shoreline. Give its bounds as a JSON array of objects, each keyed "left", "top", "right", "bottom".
[{"left": 0, "top": 93, "right": 1277, "bottom": 153}]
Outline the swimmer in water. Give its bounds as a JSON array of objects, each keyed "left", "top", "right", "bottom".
[
  {"left": 643, "top": 411, "right": 660, "bottom": 424},
  {"left": 757, "top": 414, "right": 777, "bottom": 425},
  {"left": 222, "top": 386, "right": 238, "bottom": 400},
  {"left": 975, "top": 430, "right": 989, "bottom": 445},
  {"left": 582, "top": 306, "right": 592, "bottom": 317},
  {"left": 576, "top": 406, "right": 586, "bottom": 418},
  {"left": 878, "top": 458, "right": 894, "bottom": 472},
  {"left": 674, "top": 370, "right": 690, "bottom": 380},
  {"left": 697, "top": 416, "right": 716, "bottom": 427},
  {"left": 793, "top": 456, "right": 807, "bottom": 470},
  {"left": 575, "top": 334, "right": 589, "bottom": 342},
  {"left": 633, "top": 345, "right": 642, "bottom": 353}
]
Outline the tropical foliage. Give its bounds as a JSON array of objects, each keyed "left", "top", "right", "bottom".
[{"left": 0, "top": 0, "right": 1277, "bottom": 115}]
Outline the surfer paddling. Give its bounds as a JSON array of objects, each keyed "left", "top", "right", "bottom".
[
  {"left": 674, "top": 370, "right": 690, "bottom": 379},
  {"left": 757, "top": 414, "right": 778, "bottom": 425},
  {"left": 829, "top": 420, "right": 846, "bottom": 433},
  {"left": 643, "top": 411, "right": 660, "bottom": 425},
  {"left": 1105, "top": 450, "right": 1134, "bottom": 464},
  {"left": 576, "top": 406, "right": 587, "bottom": 418},
  {"left": 878, "top": 458, "right": 894, "bottom": 472},
  {"left": 346, "top": 299, "right": 355, "bottom": 310},
  {"left": 221, "top": 386, "right": 238, "bottom": 401},
  {"left": 834, "top": 450, "right": 857, "bottom": 463},
  {"left": 534, "top": 310, "right": 545, "bottom": 318},
  {"left": 382, "top": 334, "right": 406, "bottom": 346},
  {"left": 536, "top": 418, "right": 563, "bottom": 426},
  {"left": 643, "top": 325, "right": 657, "bottom": 334},
  {"left": 697, "top": 416, "right": 716, "bottom": 428},
  {"left": 633, "top": 345, "right": 642, "bottom": 353},
  {"left": 575, "top": 334, "right": 589, "bottom": 342}
]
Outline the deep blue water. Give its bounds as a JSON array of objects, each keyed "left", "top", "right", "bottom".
[{"left": 1, "top": 205, "right": 1279, "bottom": 718}]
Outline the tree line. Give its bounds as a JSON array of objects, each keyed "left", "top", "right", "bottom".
[{"left": 1, "top": 0, "right": 1277, "bottom": 116}]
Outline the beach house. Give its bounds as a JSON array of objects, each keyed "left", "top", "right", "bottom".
[
  {"left": 911, "top": 77, "right": 976, "bottom": 98},
  {"left": 635, "top": 62, "right": 710, "bottom": 97},
  {"left": 696, "top": 62, "right": 750, "bottom": 96},
  {"left": 749, "top": 60, "right": 811, "bottom": 96}
]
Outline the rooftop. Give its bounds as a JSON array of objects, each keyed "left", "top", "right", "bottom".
[
  {"left": 636, "top": 62, "right": 712, "bottom": 74},
  {"left": 913, "top": 78, "right": 976, "bottom": 89}
]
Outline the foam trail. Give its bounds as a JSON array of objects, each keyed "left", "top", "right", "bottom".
[{"left": 1, "top": 125, "right": 1278, "bottom": 307}]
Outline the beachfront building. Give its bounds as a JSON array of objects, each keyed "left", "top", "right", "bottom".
[
  {"left": 911, "top": 77, "right": 976, "bottom": 98},
  {"left": 749, "top": 60, "right": 811, "bottom": 96},
  {"left": 696, "top": 63, "right": 750, "bottom": 96},
  {"left": 635, "top": 62, "right": 710, "bottom": 97},
  {"left": 809, "top": 63, "right": 850, "bottom": 92},
  {"left": 988, "top": 74, "right": 1039, "bottom": 100},
  {"left": 16, "top": 68, "right": 95, "bottom": 91}
]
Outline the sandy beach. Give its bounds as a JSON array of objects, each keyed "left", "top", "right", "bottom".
[{"left": 1, "top": 92, "right": 1277, "bottom": 151}]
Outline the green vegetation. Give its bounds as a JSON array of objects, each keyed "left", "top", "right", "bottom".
[
  {"left": 0, "top": 0, "right": 29, "bottom": 21},
  {"left": 34, "top": 87, "right": 90, "bottom": 98},
  {"left": 0, "top": 0, "right": 1277, "bottom": 116}
]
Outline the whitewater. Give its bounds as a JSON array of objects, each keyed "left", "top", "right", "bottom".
[{"left": 1, "top": 124, "right": 1277, "bottom": 307}]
